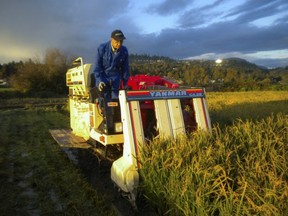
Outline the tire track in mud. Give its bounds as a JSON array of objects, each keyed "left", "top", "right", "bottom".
[
  {"left": 1, "top": 108, "right": 157, "bottom": 215},
  {"left": 64, "top": 147, "right": 158, "bottom": 216},
  {"left": 0, "top": 111, "right": 41, "bottom": 215},
  {"left": 0, "top": 109, "right": 113, "bottom": 215}
]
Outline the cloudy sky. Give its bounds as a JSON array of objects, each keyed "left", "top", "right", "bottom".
[{"left": 1, "top": 0, "right": 288, "bottom": 67}]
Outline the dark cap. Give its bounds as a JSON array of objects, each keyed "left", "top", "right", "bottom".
[{"left": 111, "top": 29, "right": 126, "bottom": 40}]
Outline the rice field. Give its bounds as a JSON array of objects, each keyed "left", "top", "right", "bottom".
[
  {"left": 207, "top": 91, "right": 288, "bottom": 126},
  {"left": 139, "top": 91, "right": 288, "bottom": 215},
  {"left": 0, "top": 90, "right": 287, "bottom": 215}
]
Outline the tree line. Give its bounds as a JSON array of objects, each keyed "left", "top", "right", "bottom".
[
  {"left": 129, "top": 55, "right": 288, "bottom": 91},
  {"left": 0, "top": 49, "right": 75, "bottom": 96},
  {"left": 0, "top": 50, "right": 287, "bottom": 96}
]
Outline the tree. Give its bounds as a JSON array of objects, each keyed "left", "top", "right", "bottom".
[
  {"left": 9, "top": 48, "right": 70, "bottom": 94},
  {"left": 43, "top": 48, "right": 71, "bottom": 93},
  {"left": 225, "top": 68, "right": 238, "bottom": 82},
  {"left": 0, "top": 61, "right": 22, "bottom": 79}
]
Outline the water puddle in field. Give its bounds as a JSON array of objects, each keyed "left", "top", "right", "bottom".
[
  {"left": 62, "top": 148, "right": 79, "bottom": 165},
  {"left": 8, "top": 147, "right": 41, "bottom": 216}
]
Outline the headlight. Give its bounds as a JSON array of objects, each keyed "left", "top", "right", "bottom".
[{"left": 114, "top": 122, "right": 123, "bottom": 133}]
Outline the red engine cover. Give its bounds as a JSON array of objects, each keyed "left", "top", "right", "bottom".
[{"left": 127, "top": 74, "right": 179, "bottom": 90}]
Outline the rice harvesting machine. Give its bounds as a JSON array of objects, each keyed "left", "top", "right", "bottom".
[{"left": 50, "top": 57, "right": 212, "bottom": 204}]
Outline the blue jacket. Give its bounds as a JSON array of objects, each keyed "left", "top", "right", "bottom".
[{"left": 94, "top": 41, "right": 130, "bottom": 89}]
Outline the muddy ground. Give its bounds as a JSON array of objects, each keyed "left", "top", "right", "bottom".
[
  {"left": 0, "top": 108, "right": 157, "bottom": 216},
  {"left": 67, "top": 148, "right": 158, "bottom": 216}
]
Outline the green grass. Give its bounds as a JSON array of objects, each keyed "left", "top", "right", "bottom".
[
  {"left": 0, "top": 107, "right": 115, "bottom": 215},
  {"left": 0, "top": 87, "right": 67, "bottom": 99},
  {"left": 0, "top": 87, "right": 67, "bottom": 109}
]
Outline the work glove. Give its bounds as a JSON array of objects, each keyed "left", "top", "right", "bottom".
[{"left": 98, "top": 82, "right": 106, "bottom": 91}]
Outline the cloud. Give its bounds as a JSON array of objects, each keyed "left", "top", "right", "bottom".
[
  {"left": 127, "top": 0, "right": 288, "bottom": 67},
  {"left": 224, "top": 0, "right": 288, "bottom": 23},
  {"left": 177, "top": 0, "right": 229, "bottom": 28},
  {"left": 147, "top": 0, "right": 192, "bottom": 15},
  {"left": 129, "top": 19, "right": 288, "bottom": 56},
  {"left": 0, "top": 0, "right": 134, "bottom": 63},
  {"left": 0, "top": 0, "right": 287, "bottom": 67}
]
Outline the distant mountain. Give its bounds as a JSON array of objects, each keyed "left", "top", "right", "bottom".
[
  {"left": 224, "top": 57, "right": 259, "bottom": 67},
  {"left": 215, "top": 57, "right": 269, "bottom": 72},
  {"left": 130, "top": 54, "right": 268, "bottom": 70}
]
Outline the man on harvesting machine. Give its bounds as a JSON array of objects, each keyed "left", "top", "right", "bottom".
[{"left": 94, "top": 29, "right": 130, "bottom": 101}]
